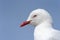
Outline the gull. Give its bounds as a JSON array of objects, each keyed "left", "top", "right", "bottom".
[{"left": 20, "top": 9, "right": 60, "bottom": 40}]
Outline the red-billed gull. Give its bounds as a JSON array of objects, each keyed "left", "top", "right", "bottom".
[{"left": 20, "top": 9, "right": 60, "bottom": 40}]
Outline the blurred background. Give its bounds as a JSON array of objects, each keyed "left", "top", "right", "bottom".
[{"left": 0, "top": 0, "right": 60, "bottom": 40}]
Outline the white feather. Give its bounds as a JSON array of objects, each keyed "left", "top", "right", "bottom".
[{"left": 27, "top": 9, "right": 60, "bottom": 40}]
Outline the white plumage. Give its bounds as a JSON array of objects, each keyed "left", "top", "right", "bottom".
[{"left": 21, "top": 9, "right": 60, "bottom": 40}]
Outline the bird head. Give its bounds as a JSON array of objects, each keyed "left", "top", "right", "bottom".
[{"left": 20, "top": 9, "right": 52, "bottom": 27}]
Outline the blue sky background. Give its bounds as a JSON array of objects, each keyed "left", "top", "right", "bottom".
[{"left": 0, "top": 0, "right": 60, "bottom": 40}]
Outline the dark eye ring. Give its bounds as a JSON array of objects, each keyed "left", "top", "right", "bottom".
[{"left": 33, "top": 15, "right": 37, "bottom": 17}]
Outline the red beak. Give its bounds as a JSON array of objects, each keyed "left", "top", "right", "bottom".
[{"left": 20, "top": 21, "right": 31, "bottom": 27}]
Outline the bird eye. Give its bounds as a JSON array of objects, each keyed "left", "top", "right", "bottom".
[{"left": 33, "top": 15, "right": 37, "bottom": 18}]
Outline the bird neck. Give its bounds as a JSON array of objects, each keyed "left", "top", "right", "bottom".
[{"left": 34, "top": 21, "right": 53, "bottom": 40}]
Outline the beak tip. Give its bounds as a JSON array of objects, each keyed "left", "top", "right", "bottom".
[{"left": 20, "top": 24, "right": 24, "bottom": 27}]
